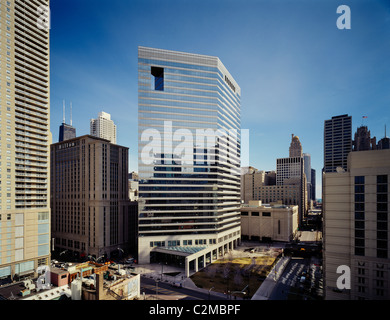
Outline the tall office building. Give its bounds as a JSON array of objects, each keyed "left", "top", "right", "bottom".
[
  {"left": 90, "top": 111, "right": 117, "bottom": 144},
  {"left": 277, "top": 135, "right": 307, "bottom": 224},
  {"left": 58, "top": 101, "right": 76, "bottom": 142},
  {"left": 323, "top": 148, "right": 390, "bottom": 300},
  {"left": 289, "top": 134, "right": 303, "bottom": 158},
  {"left": 353, "top": 126, "right": 376, "bottom": 151},
  {"left": 58, "top": 122, "right": 76, "bottom": 142},
  {"left": 324, "top": 114, "right": 352, "bottom": 173},
  {"left": 0, "top": 1, "right": 51, "bottom": 282},
  {"left": 50, "top": 135, "right": 131, "bottom": 261},
  {"left": 311, "top": 168, "right": 316, "bottom": 201},
  {"left": 303, "top": 153, "right": 312, "bottom": 203},
  {"left": 138, "top": 47, "right": 241, "bottom": 275}
]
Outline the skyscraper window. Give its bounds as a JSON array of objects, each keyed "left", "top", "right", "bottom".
[{"left": 151, "top": 66, "right": 164, "bottom": 91}]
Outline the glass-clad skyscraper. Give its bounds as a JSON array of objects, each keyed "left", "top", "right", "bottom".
[{"left": 138, "top": 47, "right": 241, "bottom": 265}]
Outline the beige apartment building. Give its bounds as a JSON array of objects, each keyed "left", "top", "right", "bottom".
[
  {"left": 323, "top": 149, "right": 390, "bottom": 300},
  {"left": 50, "top": 135, "right": 132, "bottom": 261},
  {"left": 241, "top": 167, "right": 305, "bottom": 223},
  {"left": 0, "top": 1, "right": 51, "bottom": 282},
  {"left": 241, "top": 201, "right": 298, "bottom": 242},
  {"left": 241, "top": 167, "right": 275, "bottom": 203}
]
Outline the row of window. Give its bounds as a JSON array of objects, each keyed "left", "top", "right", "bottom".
[
  {"left": 241, "top": 211, "right": 271, "bottom": 217},
  {"left": 354, "top": 175, "right": 388, "bottom": 258}
]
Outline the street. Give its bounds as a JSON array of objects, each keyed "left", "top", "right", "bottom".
[{"left": 140, "top": 276, "right": 229, "bottom": 300}]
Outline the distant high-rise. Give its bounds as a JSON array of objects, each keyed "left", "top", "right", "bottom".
[
  {"left": 0, "top": 0, "right": 51, "bottom": 281},
  {"left": 303, "top": 153, "right": 312, "bottom": 203},
  {"left": 90, "top": 111, "right": 117, "bottom": 144},
  {"left": 311, "top": 168, "right": 316, "bottom": 201},
  {"left": 289, "top": 134, "right": 303, "bottom": 158},
  {"left": 59, "top": 102, "right": 76, "bottom": 142},
  {"left": 353, "top": 126, "right": 376, "bottom": 151},
  {"left": 276, "top": 135, "right": 307, "bottom": 224},
  {"left": 377, "top": 125, "right": 390, "bottom": 150},
  {"left": 324, "top": 114, "right": 352, "bottom": 173},
  {"left": 59, "top": 123, "right": 76, "bottom": 142}
]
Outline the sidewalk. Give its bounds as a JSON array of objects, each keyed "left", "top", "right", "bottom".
[{"left": 251, "top": 256, "right": 291, "bottom": 300}]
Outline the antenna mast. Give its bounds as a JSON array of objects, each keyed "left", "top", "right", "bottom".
[
  {"left": 63, "top": 100, "right": 66, "bottom": 124},
  {"left": 70, "top": 101, "right": 73, "bottom": 126}
]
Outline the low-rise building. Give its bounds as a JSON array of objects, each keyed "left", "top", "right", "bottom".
[
  {"left": 0, "top": 261, "right": 140, "bottom": 300},
  {"left": 240, "top": 201, "right": 298, "bottom": 242}
]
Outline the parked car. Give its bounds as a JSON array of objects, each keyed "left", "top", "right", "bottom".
[{"left": 171, "top": 282, "right": 182, "bottom": 288}]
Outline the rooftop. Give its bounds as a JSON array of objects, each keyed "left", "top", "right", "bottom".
[{"left": 153, "top": 246, "right": 208, "bottom": 256}]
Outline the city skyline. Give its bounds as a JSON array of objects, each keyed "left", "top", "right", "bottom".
[{"left": 50, "top": 0, "right": 390, "bottom": 199}]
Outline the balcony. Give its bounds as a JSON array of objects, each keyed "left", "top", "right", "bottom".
[
  {"left": 15, "top": 105, "right": 48, "bottom": 119},
  {"left": 14, "top": 11, "right": 49, "bottom": 40},
  {"left": 15, "top": 69, "right": 48, "bottom": 87},
  {"left": 15, "top": 50, "right": 48, "bottom": 71}
]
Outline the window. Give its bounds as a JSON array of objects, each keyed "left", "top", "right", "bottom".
[
  {"left": 151, "top": 66, "right": 164, "bottom": 91},
  {"left": 262, "top": 212, "right": 271, "bottom": 217},
  {"left": 377, "top": 175, "right": 388, "bottom": 184},
  {"left": 355, "top": 247, "right": 365, "bottom": 256},
  {"left": 377, "top": 203, "right": 388, "bottom": 212},
  {"left": 355, "top": 194, "right": 365, "bottom": 202},
  {"left": 355, "top": 176, "right": 365, "bottom": 184}
]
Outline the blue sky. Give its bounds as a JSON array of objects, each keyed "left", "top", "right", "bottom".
[{"left": 50, "top": 0, "right": 390, "bottom": 198}]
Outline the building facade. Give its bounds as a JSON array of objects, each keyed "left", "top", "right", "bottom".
[
  {"left": 324, "top": 114, "right": 352, "bottom": 173},
  {"left": 0, "top": 0, "right": 51, "bottom": 282},
  {"left": 90, "top": 111, "right": 117, "bottom": 144},
  {"left": 276, "top": 135, "right": 307, "bottom": 224},
  {"left": 353, "top": 126, "right": 376, "bottom": 151},
  {"left": 240, "top": 167, "right": 275, "bottom": 204},
  {"left": 323, "top": 148, "right": 390, "bottom": 300},
  {"left": 50, "top": 135, "right": 131, "bottom": 261},
  {"left": 311, "top": 168, "right": 316, "bottom": 201},
  {"left": 59, "top": 123, "right": 76, "bottom": 142},
  {"left": 137, "top": 47, "right": 241, "bottom": 268},
  {"left": 240, "top": 201, "right": 298, "bottom": 242}
]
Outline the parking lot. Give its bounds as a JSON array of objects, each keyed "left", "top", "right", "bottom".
[{"left": 269, "top": 256, "right": 323, "bottom": 300}]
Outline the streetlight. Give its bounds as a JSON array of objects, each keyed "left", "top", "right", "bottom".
[
  {"left": 208, "top": 287, "right": 215, "bottom": 300},
  {"left": 231, "top": 285, "right": 249, "bottom": 300},
  {"left": 155, "top": 279, "right": 159, "bottom": 300},
  {"left": 160, "top": 261, "right": 167, "bottom": 281},
  {"left": 117, "top": 248, "right": 125, "bottom": 272}
]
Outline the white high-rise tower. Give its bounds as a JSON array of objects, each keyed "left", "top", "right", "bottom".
[{"left": 90, "top": 111, "right": 117, "bottom": 144}]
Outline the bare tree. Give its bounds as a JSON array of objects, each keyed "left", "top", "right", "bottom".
[
  {"left": 205, "top": 265, "right": 216, "bottom": 280},
  {"left": 234, "top": 265, "right": 242, "bottom": 287},
  {"left": 223, "top": 262, "right": 231, "bottom": 280}
]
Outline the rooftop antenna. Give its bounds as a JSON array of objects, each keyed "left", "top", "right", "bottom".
[
  {"left": 62, "top": 100, "right": 66, "bottom": 124},
  {"left": 70, "top": 101, "right": 73, "bottom": 126},
  {"left": 385, "top": 124, "right": 387, "bottom": 138}
]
